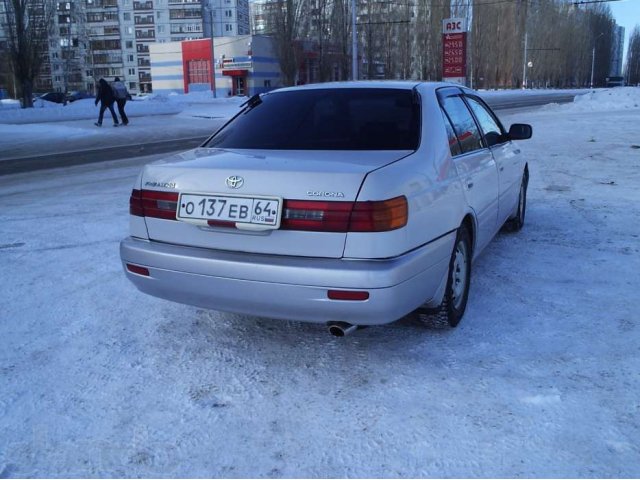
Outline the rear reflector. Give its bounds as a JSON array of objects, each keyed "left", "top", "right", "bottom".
[
  {"left": 126, "top": 264, "right": 150, "bottom": 276},
  {"left": 130, "top": 189, "right": 179, "bottom": 220},
  {"left": 328, "top": 290, "right": 370, "bottom": 301}
]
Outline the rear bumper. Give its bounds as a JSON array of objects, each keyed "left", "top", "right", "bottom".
[{"left": 119, "top": 234, "right": 453, "bottom": 325}]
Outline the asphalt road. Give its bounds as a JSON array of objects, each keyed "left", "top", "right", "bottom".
[{"left": 0, "top": 91, "right": 578, "bottom": 176}]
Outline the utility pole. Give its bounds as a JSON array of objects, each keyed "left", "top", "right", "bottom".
[
  {"left": 522, "top": 32, "right": 527, "bottom": 89},
  {"left": 590, "top": 32, "right": 605, "bottom": 89},
  {"left": 351, "top": 0, "right": 357, "bottom": 80},
  {"left": 206, "top": 5, "right": 217, "bottom": 97}
]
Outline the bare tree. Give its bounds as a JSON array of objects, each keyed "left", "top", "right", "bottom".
[
  {"left": 1, "top": 0, "right": 55, "bottom": 107},
  {"left": 268, "top": 0, "right": 306, "bottom": 85},
  {"left": 626, "top": 26, "right": 640, "bottom": 86}
]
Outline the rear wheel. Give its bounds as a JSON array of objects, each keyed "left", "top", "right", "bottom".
[{"left": 415, "top": 224, "right": 472, "bottom": 328}]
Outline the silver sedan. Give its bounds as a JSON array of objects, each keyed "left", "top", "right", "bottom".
[{"left": 120, "top": 82, "right": 532, "bottom": 335}]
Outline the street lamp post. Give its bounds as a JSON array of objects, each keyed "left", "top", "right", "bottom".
[
  {"left": 205, "top": 6, "right": 217, "bottom": 98},
  {"left": 590, "top": 32, "right": 605, "bottom": 89},
  {"left": 351, "top": 0, "right": 357, "bottom": 80}
]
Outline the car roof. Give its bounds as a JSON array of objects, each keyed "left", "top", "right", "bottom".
[{"left": 273, "top": 81, "right": 467, "bottom": 94}]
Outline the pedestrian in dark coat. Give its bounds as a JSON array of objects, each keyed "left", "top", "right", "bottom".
[
  {"left": 94, "top": 78, "right": 119, "bottom": 127},
  {"left": 111, "top": 77, "right": 129, "bottom": 125}
]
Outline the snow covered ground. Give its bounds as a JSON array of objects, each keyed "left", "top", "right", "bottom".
[
  {"left": 0, "top": 88, "right": 639, "bottom": 477},
  {"left": 0, "top": 92, "right": 244, "bottom": 160}
]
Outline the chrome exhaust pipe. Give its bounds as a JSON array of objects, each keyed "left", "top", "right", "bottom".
[{"left": 327, "top": 321, "right": 358, "bottom": 337}]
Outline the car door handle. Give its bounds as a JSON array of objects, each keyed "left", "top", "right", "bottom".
[
  {"left": 467, "top": 182, "right": 474, "bottom": 189},
  {"left": 499, "top": 166, "right": 504, "bottom": 171}
]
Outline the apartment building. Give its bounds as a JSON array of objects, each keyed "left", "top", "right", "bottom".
[
  {"left": 204, "top": 0, "right": 250, "bottom": 38},
  {"left": 0, "top": 0, "right": 250, "bottom": 97}
]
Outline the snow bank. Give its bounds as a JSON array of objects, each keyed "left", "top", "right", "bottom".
[
  {"left": 566, "top": 87, "right": 640, "bottom": 112},
  {"left": 0, "top": 94, "right": 245, "bottom": 124}
]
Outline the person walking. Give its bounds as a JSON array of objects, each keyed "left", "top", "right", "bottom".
[
  {"left": 111, "top": 77, "right": 129, "bottom": 126},
  {"left": 94, "top": 78, "right": 119, "bottom": 127}
]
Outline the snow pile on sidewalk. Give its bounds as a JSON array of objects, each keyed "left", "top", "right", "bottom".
[
  {"left": 0, "top": 93, "right": 245, "bottom": 125},
  {"left": 567, "top": 87, "right": 640, "bottom": 112}
]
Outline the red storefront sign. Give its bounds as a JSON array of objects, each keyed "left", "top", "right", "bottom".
[{"left": 442, "top": 18, "right": 467, "bottom": 81}]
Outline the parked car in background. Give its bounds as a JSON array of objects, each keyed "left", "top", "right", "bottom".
[
  {"left": 120, "top": 82, "right": 532, "bottom": 336},
  {"left": 66, "top": 91, "right": 95, "bottom": 102},
  {"left": 36, "top": 92, "right": 66, "bottom": 104}
]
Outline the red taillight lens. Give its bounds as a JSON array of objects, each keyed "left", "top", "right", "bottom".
[
  {"left": 349, "top": 196, "right": 408, "bottom": 232},
  {"left": 129, "top": 189, "right": 144, "bottom": 216},
  {"left": 281, "top": 196, "right": 407, "bottom": 232},
  {"left": 129, "top": 189, "right": 179, "bottom": 220},
  {"left": 281, "top": 200, "right": 353, "bottom": 232}
]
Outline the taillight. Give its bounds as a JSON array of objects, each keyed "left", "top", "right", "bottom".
[
  {"left": 350, "top": 197, "right": 408, "bottom": 232},
  {"left": 282, "top": 200, "right": 353, "bottom": 232},
  {"left": 129, "top": 189, "right": 143, "bottom": 216},
  {"left": 281, "top": 196, "right": 407, "bottom": 233},
  {"left": 129, "top": 189, "right": 408, "bottom": 232},
  {"left": 129, "top": 189, "right": 179, "bottom": 220}
]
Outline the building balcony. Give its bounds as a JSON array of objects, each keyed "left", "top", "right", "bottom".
[
  {"left": 135, "top": 32, "right": 156, "bottom": 40},
  {"left": 139, "top": 73, "right": 152, "bottom": 82},
  {"left": 133, "top": 1, "right": 153, "bottom": 10},
  {"left": 169, "top": 9, "right": 202, "bottom": 20},
  {"left": 134, "top": 17, "right": 154, "bottom": 25},
  {"left": 138, "top": 59, "right": 151, "bottom": 67}
]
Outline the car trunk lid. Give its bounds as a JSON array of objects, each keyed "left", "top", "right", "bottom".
[{"left": 139, "top": 147, "right": 411, "bottom": 258}]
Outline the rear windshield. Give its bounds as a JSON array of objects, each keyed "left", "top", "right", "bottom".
[{"left": 205, "top": 88, "right": 421, "bottom": 150}]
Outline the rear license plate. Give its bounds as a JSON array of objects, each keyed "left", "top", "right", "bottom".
[{"left": 177, "top": 193, "right": 282, "bottom": 228}]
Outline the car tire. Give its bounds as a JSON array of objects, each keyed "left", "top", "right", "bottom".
[
  {"left": 504, "top": 171, "right": 528, "bottom": 232},
  {"left": 414, "top": 224, "right": 472, "bottom": 329}
]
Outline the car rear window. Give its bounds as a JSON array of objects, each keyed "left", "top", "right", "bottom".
[{"left": 205, "top": 88, "right": 421, "bottom": 150}]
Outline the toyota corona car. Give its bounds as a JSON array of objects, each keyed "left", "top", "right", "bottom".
[{"left": 120, "top": 82, "right": 532, "bottom": 336}]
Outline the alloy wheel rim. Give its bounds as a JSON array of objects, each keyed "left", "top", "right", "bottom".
[{"left": 451, "top": 240, "right": 468, "bottom": 310}]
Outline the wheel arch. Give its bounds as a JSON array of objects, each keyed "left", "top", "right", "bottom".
[{"left": 461, "top": 213, "right": 476, "bottom": 258}]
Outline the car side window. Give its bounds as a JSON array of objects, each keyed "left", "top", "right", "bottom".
[
  {"left": 465, "top": 96, "right": 505, "bottom": 147},
  {"left": 441, "top": 109, "right": 462, "bottom": 157},
  {"left": 440, "top": 95, "right": 484, "bottom": 154}
]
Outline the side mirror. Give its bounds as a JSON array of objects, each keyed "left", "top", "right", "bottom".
[{"left": 508, "top": 123, "right": 532, "bottom": 140}]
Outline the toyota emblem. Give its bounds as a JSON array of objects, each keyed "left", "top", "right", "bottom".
[{"left": 226, "top": 175, "right": 244, "bottom": 189}]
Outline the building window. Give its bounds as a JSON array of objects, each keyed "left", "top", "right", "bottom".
[
  {"left": 128, "top": 54, "right": 134, "bottom": 61},
  {"left": 126, "top": 41, "right": 133, "bottom": 48},
  {"left": 124, "top": 12, "right": 131, "bottom": 20},
  {"left": 158, "top": 25, "right": 165, "bottom": 33},
  {"left": 264, "top": 80, "right": 271, "bottom": 87},
  {"left": 129, "top": 82, "right": 136, "bottom": 90},
  {"left": 129, "top": 68, "right": 136, "bottom": 75},
  {"left": 156, "top": 11, "right": 161, "bottom": 19},
  {"left": 225, "top": 24, "right": 231, "bottom": 31},
  {"left": 187, "top": 59, "right": 210, "bottom": 84}
]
